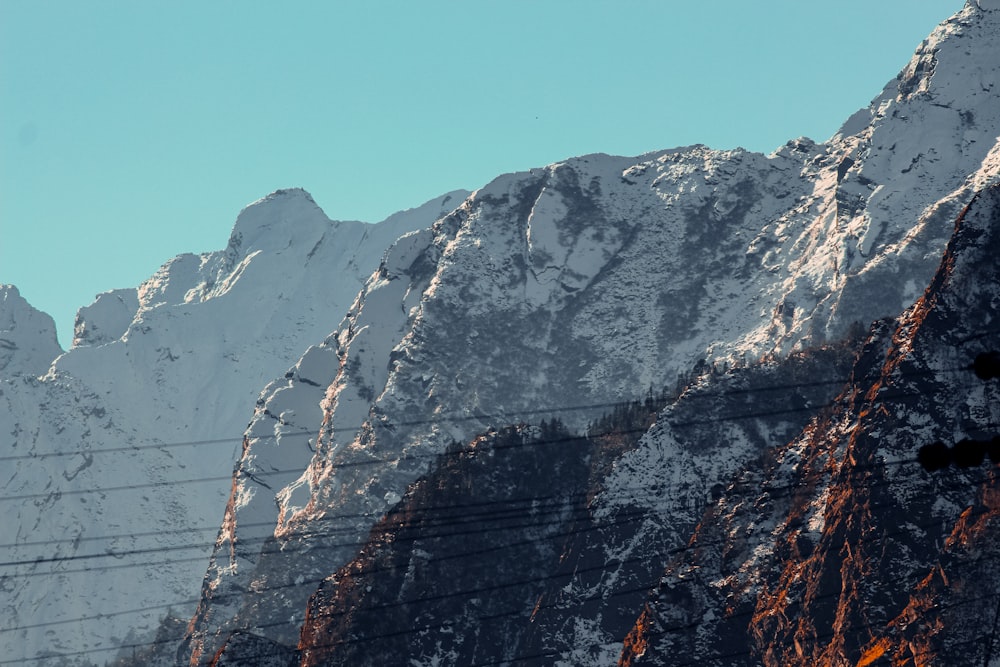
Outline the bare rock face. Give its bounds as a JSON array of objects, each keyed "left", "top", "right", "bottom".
[
  {"left": 620, "top": 183, "right": 1000, "bottom": 666},
  {"left": 72, "top": 288, "right": 139, "bottom": 348}
]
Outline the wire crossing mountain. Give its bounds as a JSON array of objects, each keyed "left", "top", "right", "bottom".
[
  {"left": 4, "top": 1, "right": 1000, "bottom": 665},
  {"left": 618, "top": 181, "right": 1000, "bottom": 667}
]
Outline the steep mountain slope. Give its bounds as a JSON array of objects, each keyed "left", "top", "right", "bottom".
[
  {"left": 285, "top": 349, "right": 865, "bottom": 667},
  {"left": 619, "top": 181, "right": 1000, "bottom": 666},
  {"left": 0, "top": 190, "right": 466, "bottom": 666},
  {"left": 184, "top": 2, "right": 1000, "bottom": 663}
]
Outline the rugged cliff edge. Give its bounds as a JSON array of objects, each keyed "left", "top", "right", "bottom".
[{"left": 619, "top": 181, "right": 1000, "bottom": 666}]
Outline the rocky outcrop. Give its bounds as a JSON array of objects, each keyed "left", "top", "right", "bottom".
[
  {"left": 620, "top": 183, "right": 1000, "bottom": 666},
  {"left": 0, "top": 284, "right": 63, "bottom": 377}
]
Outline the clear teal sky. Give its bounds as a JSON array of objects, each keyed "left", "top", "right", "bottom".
[{"left": 1, "top": 1, "right": 958, "bottom": 350}]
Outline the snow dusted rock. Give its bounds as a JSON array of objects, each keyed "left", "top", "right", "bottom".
[
  {"left": 0, "top": 285, "right": 63, "bottom": 378},
  {"left": 53, "top": 187, "right": 468, "bottom": 446},
  {"left": 184, "top": 4, "right": 1000, "bottom": 662},
  {"left": 813, "top": 0, "right": 1000, "bottom": 327},
  {"left": 620, "top": 181, "right": 1000, "bottom": 666},
  {"left": 0, "top": 189, "right": 466, "bottom": 666},
  {"left": 72, "top": 288, "right": 139, "bottom": 348},
  {"left": 5, "top": 1, "right": 997, "bottom": 664}
]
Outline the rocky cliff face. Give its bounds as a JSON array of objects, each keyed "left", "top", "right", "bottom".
[
  {"left": 619, "top": 181, "right": 1000, "bottom": 667},
  {"left": 182, "top": 2, "right": 1000, "bottom": 664},
  {"left": 198, "top": 179, "right": 999, "bottom": 667}
]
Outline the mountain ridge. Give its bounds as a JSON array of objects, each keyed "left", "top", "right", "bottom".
[
  {"left": 181, "top": 2, "right": 1000, "bottom": 663},
  {"left": 0, "top": 189, "right": 468, "bottom": 666},
  {"left": 618, "top": 180, "right": 1000, "bottom": 666},
  {"left": 5, "top": 2, "right": 1000, "bottom": 665}
]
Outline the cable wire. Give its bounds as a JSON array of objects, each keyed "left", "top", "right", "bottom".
[{"left": 2, "top": 354, "right": 995, "bottom": 663}]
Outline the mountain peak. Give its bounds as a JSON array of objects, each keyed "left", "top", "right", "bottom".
[
  {"left": 226, "top": 187, "right": 335, "bottom": 259},
  {"left": 834, "top": 0, "right": 999, "bottom": 142},
  {"left": 0, "top": 284, "right": 63, "bottom": 377},
  {"left": 252, "top": 186, "right": 317, "bottom": 206}
]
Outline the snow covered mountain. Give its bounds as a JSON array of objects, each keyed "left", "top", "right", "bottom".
[
  {"left": 172, "top": 2, "right": 1000, "bottom": 665},
  {"left": 0, "top": 189, "right": 467, "bottom": 666},
  {"left": 6, "top": 1, "right": 1000, "bottom": 665}
]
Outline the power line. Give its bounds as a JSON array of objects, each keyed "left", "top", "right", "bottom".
[
  {"left": 2, "top": 402, "right": 984, "bottom": 579},
  {"left": 0, "top": 508, "right": 655, "bottom": 639},
  {"left": 473, "top": 505, "right": 1000, "bottom": 666},
  {"left": 2, "top": 355, "right": 993, "bottom": 663},
  {"left": 0, "top": 356, "right": 981, "bottom": 555},
  {"left": 2, "top": 498, "right": 648, "bottom": 572},
  {"left": 110, "top": 481, "right": 1000, "bottom": 667},
  {"left": 0, "top": 377, "right": 944, "bottom": 505},
  {"left": 3, "top": 451, "right": 987, "bottom": 663},
  {"left": 9, "top": 482, "right": 993, "bottom": 666},
  {"left": 0, "top": 472, "right": 238, "bottom": 503},
  {"left": 0, "top": 397, "right": 656, "bottom": 464},
  {"left": 0, "top": 411, "right": 945, "bottom": 573},
  {"left": 0, "top": 487, "right": 601, "bottom": 551},
  {"left": 0, "top": 402, "right": 952, "bottom": 556},
  {"left": 0, "top": 433, "right": 300, "bottom": 464}
]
